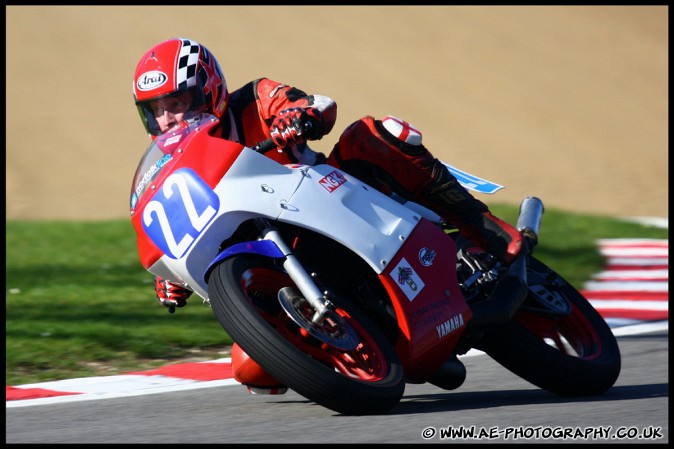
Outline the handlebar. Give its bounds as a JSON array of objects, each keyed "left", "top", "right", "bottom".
[
  {"left": 253, "top": 138, "right": 277, "bottom": 154},
  {"left": 252, "top": 120, "right": 314, "bottom": 154}
]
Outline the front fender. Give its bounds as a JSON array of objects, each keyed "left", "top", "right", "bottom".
[{"left": 204, "top": 240, "right": 285, "bottom": 283}]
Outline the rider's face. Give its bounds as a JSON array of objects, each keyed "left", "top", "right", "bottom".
[{"left": 150, "top": 91, "right": 194, "bottom": 133}]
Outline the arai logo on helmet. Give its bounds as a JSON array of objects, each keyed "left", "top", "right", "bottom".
[{"left": 137, "top": 71, "right": 168, "bottom": 91}]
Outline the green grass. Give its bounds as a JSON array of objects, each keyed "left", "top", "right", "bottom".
[
  {"left": 6, "top": 220, "right": 232, "bottom": 386},
  {"left": 5, "top": 207, "right": 668, "bottom": 386}
]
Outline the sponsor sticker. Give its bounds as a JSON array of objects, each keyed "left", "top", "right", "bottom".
[
  {"left": 436, "top": 313, "right": 465, "bottom": 339},
  {"left": 137, "top": 71, "right": 168, "bottom": 91},
  {"left": 419, "top": 247, "right": 437, "bottom": 267},
  {"left": 319, "top": 170, "right": 347, "bottom": 193},
  {"left": 390, "top": 257, "right": 425, "bottom": 301}
]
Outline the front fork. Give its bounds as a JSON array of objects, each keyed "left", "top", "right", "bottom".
[
  {"left": 254, "top": 218, "right": 360, "bottom": 351},
  {"left": 255, "top": 218, "right": 334, "bottom": 324}
]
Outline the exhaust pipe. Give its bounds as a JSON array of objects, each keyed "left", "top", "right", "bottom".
[
  {"left": 516, "top": 196, "right": 545, "bottom": 250},
  {"left": 468, "top": 196, "right": 545, "bottom": 328}
]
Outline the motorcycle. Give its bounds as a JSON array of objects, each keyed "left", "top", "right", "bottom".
[{"left": 130, "top": 113, "right": 621, "bottom": 415}]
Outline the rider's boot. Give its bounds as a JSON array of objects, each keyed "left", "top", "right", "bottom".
[
  {"left": 231, "top": 343, "right": 288, "bottom": 395},
  {"left": 413, "top": 159, "right": 523, "bottom": 265}
]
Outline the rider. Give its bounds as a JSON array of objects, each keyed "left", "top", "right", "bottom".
[{"left": 133, "top": 37, "right": 524, "bottom": 392}]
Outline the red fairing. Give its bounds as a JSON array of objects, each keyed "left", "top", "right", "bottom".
[
  {"left": 231, "top": 343, "right": 285, "bottom": 388},
  {"left": 378, "top": 219, "right": 472, "bottom": 382},
  {"left": 130, "top": 123, "right": 245, "bottom": 269}
]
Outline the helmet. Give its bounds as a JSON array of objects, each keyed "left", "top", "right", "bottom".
[{"left": 133, "top": 38, "right": 228, "bottom": 136}]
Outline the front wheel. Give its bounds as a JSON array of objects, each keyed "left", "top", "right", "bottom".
[
  {"left": 476, "top": 257, "right": 621, "bottom": 396},
  {"left": 208, "top": 254, "right": 405, "bottom": 415}
]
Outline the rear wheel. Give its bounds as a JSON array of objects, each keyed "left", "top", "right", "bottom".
[
  {"left": 208, "top": 254, "right": 405, "bottom": 415},
  {"left": 476, "top": 257, "right": 621, "bottom": 396}
]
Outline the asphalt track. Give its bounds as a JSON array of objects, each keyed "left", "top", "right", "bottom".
[{"left": 4, "top": 324, "right": 668, "bottom": 444}]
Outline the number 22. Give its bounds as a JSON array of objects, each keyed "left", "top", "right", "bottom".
[{"left": 143, "top": 173, "right": 216, "bottom": 258}]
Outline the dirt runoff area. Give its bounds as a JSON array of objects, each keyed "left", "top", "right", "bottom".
[{"left": 6, "top": 6, "right": 668, "bottom": 223}]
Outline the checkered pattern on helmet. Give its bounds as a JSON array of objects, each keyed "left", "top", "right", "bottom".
[{"left": 176, "top": 39, "right": 200, "bottom": 90}]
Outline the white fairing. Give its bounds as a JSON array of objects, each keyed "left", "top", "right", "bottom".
[{"left": 149, "top": 147, "right": 427, "bottom": 300}]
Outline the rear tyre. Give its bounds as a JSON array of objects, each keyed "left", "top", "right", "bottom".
[{"left": 476, "top": 257, "right": 621, "bottom": 396}]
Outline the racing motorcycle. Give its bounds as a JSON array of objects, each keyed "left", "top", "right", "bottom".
[{"left": 130, "top": 113, "right": 621, "bottom": 415}]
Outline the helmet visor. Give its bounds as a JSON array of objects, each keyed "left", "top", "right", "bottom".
[{"left": 136, "top": 87, "right": 206, "bottom": 136}]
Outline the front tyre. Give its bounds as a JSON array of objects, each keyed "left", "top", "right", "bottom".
[
  {"left": 476, "top": 257, "right": 621, "bottom": 396},
  {"left": 208, "top": 254, "right": 405, "bottom": 415}
]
